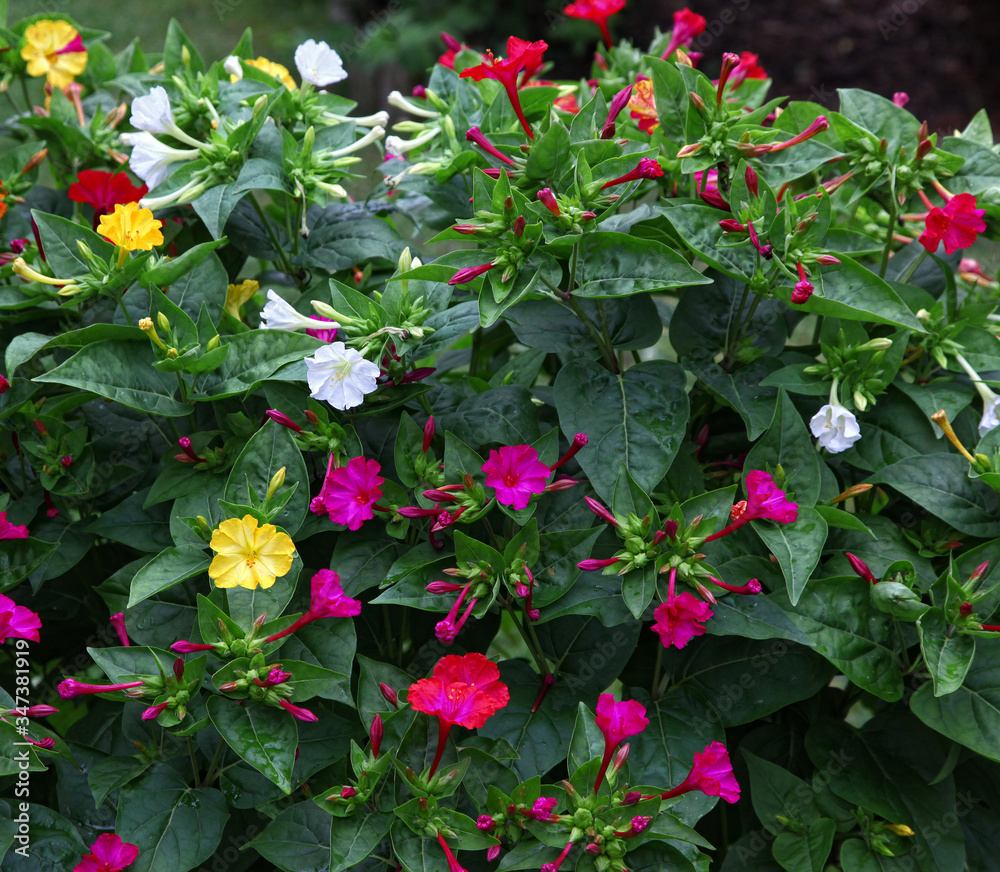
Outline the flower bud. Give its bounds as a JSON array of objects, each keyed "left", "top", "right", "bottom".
[
  {"left": 266, "top": 466, "right": 286, "bottom": 500},
  {"left": 379, "top": 682, "right": 398, "bottom": 708},
  {"left": 745, "top": 165, "right": 758, "bottom": 196},
  {"left": 157, "top": 311, "right": 171, "bottom": 334}
]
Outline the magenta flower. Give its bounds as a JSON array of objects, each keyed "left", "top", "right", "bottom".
[
  {"left": 652, "top": 592, "right": 713, "bottom": 649},
  {"left": 919, "top": 192, "right": 987, "bottom": 255},
  {"left": 141, "top": 702, "right": 169, "bottom": 721},
  {"left": 305, "top": 315, "right": 339, "bottom": 343},
  {"left": 593, "top": 692, "right": 648, "bottom": 793},
  {"left": 791, "top": 262, "right": 814, "bottom": 304},
  {"left": 109, "top": 612, "right": 130, "bottom": 647},
  {"left": 660, "top": 8, "right": 706, "bottom": 59},
  {"left": 528, "top": 796, "right": 559, "bottom": 820},
  {"left": 434, "top": 582, "right": 478, "bottom": 645},
  {"left": 58, "top": 678, "right": 144, "bottom": 698},
  {"left": 482, "top": 445, "right": 552, "bottom": 510},
  {"left": 278, "top": 698, "right": 319, "bottom": 722},
  {"left": 0, "top": 594, "right": 42, "bottom": 643},
  {"left": 0, "top": 511, "right": 29, "bottom": 540},
  {"left": 704, "top": 470, "right": 797, "bottom": 541},
  {"left": 265, "top": 569, "right": 362, "bottom": 642},
  {"left": 73, "top": 833, "right": 140, "bottom": 872},
  {"left": 0, "top": 373, "right": 9, "bottom": 394},
  {"left": 170, "top": 640, "right": 217, "bottom": 653},
  {"left": 659, "top": 741, "right": 741, "bottom": 804},
  {"left": 600, "top": 158, "right": 664, "bottom": 190},
  {"left": 311, "top": 455, "right": 385, "bottom": 531},
  {"left": 448, "top": 261, "right": 496, "bottom": 285}
]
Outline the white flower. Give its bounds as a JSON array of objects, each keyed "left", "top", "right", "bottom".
[
  {"left": 130, "top": 86, "right": 175, "bottom": 134},
  {"left": 979, "top": 396, "right": 1000, "bottom": 438},
  {"left": 121, "top": 132, "right": 199, "bottom": 191},
  {"left": 260, "top": 290, "right": 335, "bottom": 332},
  {"left": 306, "top": 342, "right": 380, "bottom": 410},
  {"left": 224, "top": 56, "right": 243, "bottom": 79},
  {"left": 294, "top": 39, "right": 347, "bottom": 87},
  {"left": 385, "top": 135, "right": 407, "bottom": 158},
  {"left": 809, "top": 403, "right": 862, "bottom": 454}
]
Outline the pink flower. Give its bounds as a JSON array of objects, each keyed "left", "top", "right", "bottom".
[
  {"left": 0, "top": 594, "right": 42, "bottom": 643},
  {"left": 436, "top": 832, "right": 469, "bottom": 872},
  {"left": 0, "top": 374, "right": 9, "bottom": 394},
  {"left": 74, "top": 833, "right": 140, "bottom": 872},
  {"left": 593, "top": 693, "right": 648, "bottom": 792},
  {"left": 528, "top": 796, "right": 559, "bottom": 820},
  {"left": 0, "top": 511, "right": 29, "bottom": 540},
  {"left": 791, "top": 262, "right": 814, "bottom": 304},
  {"left": 705, "top": 470, "right": 797, "bottom": 541},
  {"left": 141, "top": 702, "right": 169, "bottom": 721},
  {"left": 170, "top": 640, "right": 216, "bottom": 653},
  {"left": 311, "top": 455, "right": 384, "bottom": 531},
  {"left": 265, "top": 569, "right": 362, "bottom": 642},
  {"left": 563, "top": 0, "right": 626, "bottom": 48},
  {"left": 651, "top": 592, "right": 713, "bottom": 649},
  {"left": 58, "top": 678, "right": 144, "bottom": 698},
  {"left": 482, "top": 445, "right": 552, "bottom": 510},
  {"left": 305, "top": 315, "right": 339, "bottom": 343},
  {"left": 661, "top": 8, "right": 706, "bottom": 59},
  {"left": 449, "top": 261, "right": 496, "bottom": 285},
  {"left": 110, "top": 612, "right": 130, "bottom": 647},
  {"left": 435, "top": 582, "right": 478, "bottom": 645},
  {"left": 659, "top": 741, "right": 741, "bottom": 804},
  {"left": 919, "top": 192, "right": 987, "bottom": 255},
  {"left": 728, "top": 52, "right": 767, "bottom": 89},
  {"left": 600, "top": 158, "right": 664, "bottom": 189},
  {"left": 278, "top": 698, "right": 319, "bottom": 722}
]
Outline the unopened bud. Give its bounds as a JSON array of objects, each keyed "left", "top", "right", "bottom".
[
  {"left": 398, "top": 247, "right": 413, "bottom": 273},
  {"left": 157, "top": 311, "right": 171, "bottom": 333},
  {"left": 379, "top": 682, "right": 398, "bottom": 708},
  {"left": 853, "top": 391, "right": 868, "bottom": 412},
  {"left": 830, "top": 483, "right": 873, "bottom": 504},
  {"left": 252, "top": 94, "right": 268, "bottom": 118},
  {"left": 745, "top": 165, "right": 758, "bottom": 196},
  {"left": 689, "top": 91, "right": 704, "bottom": 112},
  {"left": 206, "top": 334, "right": 220, "bottom": 351},
  {"left": 181, "top": 45, "right": 192, "bottom": 68},
  {"left": 611, "top": 742, "right": 630, "bottom": 773},
  {"left": 20, "top": 148, "right": 49, "bottom": 175},
  {"left": 959, "top": 602, "right": 973, "bottom": 618},
  {"left": 677, "top": 142, "right": 702, "bottom": 159},
  {"left": 266, "top": 466, "right": 286, "bottom": 500},
  {"left": 304, "top": 410, "right": 319, "bottom": 425},
  {"left": 971, "top": 561, "right": 990, "bottom": 583}
]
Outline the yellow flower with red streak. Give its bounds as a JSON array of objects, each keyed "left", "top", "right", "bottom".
[
  {"left": 235, "top": 57, "right": 297, "bottom": 90},
  {"left": 21, "top": 20, "right": 88, "bottom": 89},
  {"left": 628, "top": 79, "right": 659, "bottom": 134},
  {"left": 97, "top": 202, "right": 164, "bottom": 251},
  {"left": 209, "top": 514, "right": 296, "bottom": 590}
]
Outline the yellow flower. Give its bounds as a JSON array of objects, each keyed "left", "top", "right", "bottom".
[
  {"left": 21, "top": 20, "right": 88, "bottom": 89},
  {"left": 235, "top": 57, "right": 297, "bottom": 91},
  {"left": 97, "top": 202, "right": 164, "bottom": 251},
  {"left": 224, "top": 279, "right": 260, "bottom": 319},
  {"left": 209, "top": 514, "right": 295, "bottom": 590}
]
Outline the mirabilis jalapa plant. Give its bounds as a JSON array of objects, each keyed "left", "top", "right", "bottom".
[{"left": 3, "top": 2, "right": 1000, "bottom": 870}]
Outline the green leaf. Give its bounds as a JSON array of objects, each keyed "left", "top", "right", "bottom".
[
  {"left": 917, "top": 607, "right": 976, "bottom": 697},
  {"left": 446, "top": 385, "right": 542, "bottom": 446},
  {"left": 686, "top": 355, "right": 781, "bottom": 441},
  {"left": 659, "top": 204, "right": 758, "bottom": 280},
  {"left": 754, "top": 508, "right": 828, "bottom": 606},
  {"left": 866, "top": 454, "right": 1000, "bottom": 538},
  {"left": 34, "top": 338, "right": 193, "bottom": 417},
  {"left": 570, "top": 232, "right": 711, "bottom": 298},
  {"left": 705, "top": 595, "right": 812, "bottom": 646},
  {"left": 224, "top": 420, "right": 309, "bottom": 535},
  {"left": 772, "top": 819, "right": 837, "bottom": 872},
  {"left": 192, "top": 182, "right": 243, "bottom": 239},
  {"left": 910, "top": 643, "right": 1000, "bottom": 760},
  {"left": 0, "top": 805, "right": 87, "bottom": 872},
  {"left": 141, "top": 239, "right": 227, "bottom": 287},
  {"left": 207, "top": 697, "right": 297, "bottom": 793},
  {"left": 772, "top": 577, "right": 903, "bottom": 701},
  {"left": 506, "top": 295, "right": 662, "bottom": 353},
  {"left": 195, "top": 331, "right": 323, "bottom": 399},
  {"left": 87, "top": 756, "right": 152, "bottom": 807},
  {"left": 554, "top": 359, "right": 689, "bottom": 503},
  {"left": 745, "top": 391, "right": 824, "bottom": 505},
  {"left": 0, "top": 537, "right": 57, "bottom": 592},
  {"left": 837, "top": 89, "right": 921, "bottom": 155},
  {"left": 116, "top": 765, "right": 229, "bottom": 872},
  {"left": 744, "top": 750, "right": 823, "bottom": 835},
  {"left": 128, "top": 545, "right": 210, "bottom": 607}
]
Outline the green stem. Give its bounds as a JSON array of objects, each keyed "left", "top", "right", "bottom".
[
  {"left": 595, "top": 299, "right": 618, "bottom": 369},
  {"left": 504, "top": 602, "right": 550, "bottom": 677},
  {"left": 202, "top": 739, "right": 227, "bottom": 788},
  {"left": 878, "top": 197, "right": 898, "bottom": 279},
  {"left": 248, "top": 193, "right": 297, "bottom": 280},
  {"left": 651, "top": 644, "right": 663, "bottom": 700},
  {"left": 811, "top": 314, "right": 824, "bottom": 346},
  {"left": 117, "top": 294, "right": 134, "bottom": 327},
  {"left": 725, "top": 283, "right": 751, "bottom": 362},
  {"left": 565, "top": 295, "right": 618, "bottom": 373},
  {"left": 894, "top": 618, "right": 911, "bottom": 671},
  {"left": 187, "top": 737, "right": 201, "bottom": 787},
  {"left": 898, "top": 248, "right": 928, "bottom": 285}
]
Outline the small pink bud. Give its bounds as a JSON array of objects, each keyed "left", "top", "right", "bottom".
[
  {"left": 304, "top": 410, "right": 319, "bottom": 425},
  {"left": 577, "top": 557, "right": 620, "bottom": 571},
  {"left": 745, "top": 165, "right": 759, "bottom": 196},
  {"left": 265, "top": 409, "right": 303, "bottom": 432},
  {"left": 370, "top": 714, "right": 383, "bottom": 758},
  {"left": 110, "top": 613, "right": 130, "bottom": 647},
  {"left": 142, "top": 702, "right": 169, "bottom": 721},
  {"left": 25, "top": 736, "right": 55, "bottom": 750},
  {"left": 846, "top": 552, "right": 877, "bottom": 584},
  {"left": 173, "top": 657, "right": 185, "bottom": 682},
  {"left": 60, "top": 455, "right": 73, "bottom": 467},
  {"left": 584, "top": 496, "right": 619, "bottom": 526},
  {"left": 423, "top": 416, "right": 436, "bottom": 452},
  {"left": 959, "top": 602, "right": 973, "bottom": 618},
  {"left": 170, "top": 640, "right": 216, "bottom": 653},
  {"left": 663, "top": 519, "right": 678, "bottom": 539},
  {"left": 379, "top": 682, "right": 398, "bottom": 708},
  {"left": 538, "top": 187, "right": 561, "bottom": 217},
  {"left": 814, "top": 254, "right": 841, "bottom": 265},
  {"left": 340, "top": 786, "right": 357, "bottom": 798},
  {"left": 971, "top": 561, "right": 990, "bottom": 583},
  {"left": 476, "top": 815, "right": 494, "bottom": 831},
  {"left": 487, "top": 845, "right": 501, "bottom": 862}
]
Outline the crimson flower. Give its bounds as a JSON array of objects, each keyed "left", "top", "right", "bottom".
[
  {"left": 564, "top": 0, "right": 626, "bottom": 48},
  {"left": 919, "top": 192, "right": 987, "bottom": 255},
  {"left": 659, "top": 741, "right": 741, "bottom": 803},
  {"left": 792, "top": 262, "right": 814, "bottom": 304},
  {"left": 58, "top": 678, "right": 144, "bottom": 698},
  {"left": 695, "top": 168, "right": 729, "bottom": 210},
  {"left": 408, "top": 652, "right": 509, "bottom": 775},
  {"left": 449, "top": 260, "right": 496, "bottom": 285},
  {"left": 68, "top": 170, "right": 148, "bottom": 230},
  {"left": 0, "top": 374, "right": 9, "bottom": 393},
  {"left": 434, "top": 582, "right": 478, "bottom": 645},
  {"left": 0, "top": 511, "right": 28, "bottom": 540},
  {"left": 661, "top": 8, "right": 706, "bottom": 59},
  {"left": 74, "top": 834, "right": 140, "bottom": 872},
  {"left": 482, "top": 444, "right": 552, "bottom": 510},
  {"left": 460, "top": 37, "right": 548, "bottom": 139},
  {"left": 311, "top": 455, "right": 385, "bottom": 531},
  {"left": 652, "top": 592, "right": 713, "bottom": 649},
  {"left": 593, "top": 692, "right": 648, "bottom": 792},
  {"left": 846, "top": 552, "right": 878, "bottom": 584},
  {"left": 110, "top": 612, "right": 130, "bottom": 647},
  {"left": 438, "top": 32, "right": 467, "bottom": 69},
  {"left": 278, "top": 698, "right": 319, "bottom": 722},
  {"left": 528, "top": 796, "right": 559, "bottom": 820},
  {"left": 704, "top": 470, "right": 797, "bottom": 541},
  {"left": 0, "top": 593, "right": 42, "bottom": 643},
  {"left": 266, "top": 569, "right": 362, "bottom": 642},
  {"left": 728, "top": 52, "right": 767, "bottom": 89},
  {"left": 600, "top": 157, "right": 664, "bottom": 189}
]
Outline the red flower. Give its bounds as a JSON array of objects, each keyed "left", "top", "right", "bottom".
[
  {"left": 704, "top": 470, "right": 797, "bottom": 541},
  {"left": 0, "top": 373, "right": 9, "bottom": 393},
  {"left": 563, "top": 0, "right": 626, "bottom": 48},
  {"left": 0, "top": 593, "right": 42, "bottom": 643},
  {"left": 482, "top": 444, "right": 552, "bottom": 510},
  {"left": 554, "top": 93, "right": 580, "bottom": 114},
  {"left": 919, "top": 192, "right": 987, "bottom": 255},
  {"left": 728, "top": 52, "right": 767, "bottom": 89},
  {"left": 408, "top": 652, "right": 509, "bottom": 775},
  {"left": 593, "top": 692, "right": 648, "bottom": 793},
  {"left": 659, "top": 741, "right": 741, "bottom": 803},
  {"left": 460, "top": 37, "right": 549, "bottom": 139},
  {"left": 310, "top": 455, "right": 384, "bottom": 531},
  {"left": 74, "top": 834, "right": 140, "bottom": 872},
  {"left": 600, "top": 157, "right": 664, "bottom": 189},
  {"left": 0, "top": 511, "right": 28, "bottom": 540},
  {"left": 68, "top": 170, "right": 148, "bottom": 230},
  {"left": 661, "top": 8, "right": 706, "bottom": 59},
  {"left": 791, "top": 262, "right": 814, "bottom": 304},
  {"left": 652, "top": 592, "right": 713, "bottom": 649},
  {"left": 265, "top": 569, "right": 362, "bottom": 642},
  {"left": 438, "top": 32, "right": 468, "bottom": 69}
]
